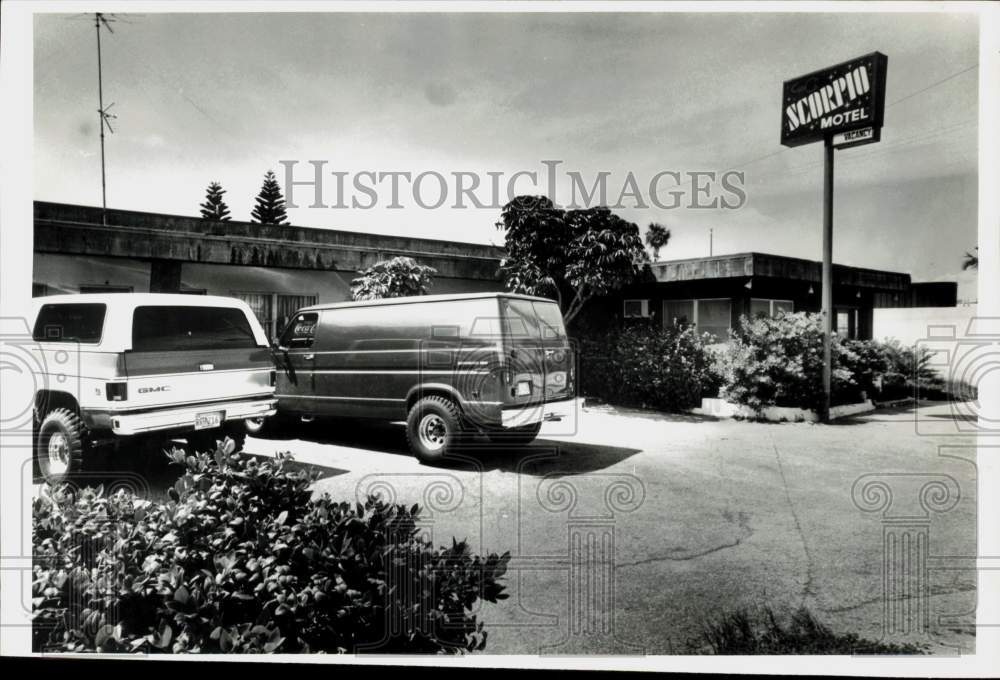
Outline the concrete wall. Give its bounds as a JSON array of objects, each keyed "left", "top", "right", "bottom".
[
  {"left": 34, "top": 253, "right": 501, "bottom": 302},
  {"left": 872, "top": 305, "right": 978, "bottom": 346}
]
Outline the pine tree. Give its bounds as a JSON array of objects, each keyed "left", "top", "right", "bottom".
[
  {"left": 251, "top": 170, "right": 288, "bottom": 225},
  {"left": 199, "top": 181, "right": 232, "bottom": 221}
]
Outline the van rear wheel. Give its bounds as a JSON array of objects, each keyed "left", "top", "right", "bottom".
[{"left": 406, "top": 396, "right": 463, "bottom": 463}]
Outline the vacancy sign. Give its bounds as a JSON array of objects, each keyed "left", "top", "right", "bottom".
[{"left": 781, "top": 52, "right": 888, "bottom": 148}]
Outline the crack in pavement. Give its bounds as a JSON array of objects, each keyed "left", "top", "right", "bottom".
[
  {"left": 817, "top": 584, "right": 978, "bottom": 615},
  {"left": 770, "top": 438, "right": 818, "bottom": 605},
  {"left": 615, "top": 511, "right": 754, "bottom": 569}
]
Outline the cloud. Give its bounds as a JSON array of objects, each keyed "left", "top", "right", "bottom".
[{"left": 424, "top": 81, "right": 458, "bottom": 107}]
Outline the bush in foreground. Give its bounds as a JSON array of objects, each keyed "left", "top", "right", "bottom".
[
  {"left": 32, "top": 440, "right": 510, "bottom": 654},
  {"left": 697, "top": 607, "right": 927, "bottom": 655}
]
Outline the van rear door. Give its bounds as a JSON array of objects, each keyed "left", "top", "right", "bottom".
[
  {"left": 122, "top": 305, "right": 273, "bottom": 411},
  {"left": 500, "top": 298, "right": 572, "bottom": 407}
]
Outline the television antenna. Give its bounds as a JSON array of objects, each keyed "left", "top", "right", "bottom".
[{"left": 94, "top": 12, "right": 117, "bottom": 221}]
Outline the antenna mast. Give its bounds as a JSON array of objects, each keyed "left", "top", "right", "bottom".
[{"left": 94, "top": 13, "right": 116, "bottom": 222}]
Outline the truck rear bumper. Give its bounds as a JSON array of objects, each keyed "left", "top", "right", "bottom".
[
  {"left": 107, "top": 398, "right": 277, "bottom": 435},
  {"left": 501, "top": 397, "right": 573, "bottom": 429}
]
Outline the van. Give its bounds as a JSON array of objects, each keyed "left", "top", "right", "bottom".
[
  {"left": 270, "top": 293, "right": 575, "bottom": 461},
  {"left": 30, "top": 294, "right": 277, "bottom": 483}
]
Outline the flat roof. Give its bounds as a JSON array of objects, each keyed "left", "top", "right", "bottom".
[
  {"left": 300, "top": 291, "right": 555, "bottom": 312},
  {"left": 649, "top": 251, "right": 912, "bottom": 290}
]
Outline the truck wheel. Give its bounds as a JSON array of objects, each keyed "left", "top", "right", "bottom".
[
  {"left": 406, "top": 396, "right": 464, "bottom": 463},
  {"left": 487, "top": 421, "right": 542, "bottom": 446},
  {"left": 36, "top": 408, "right": 85, "bottom": 484},
  {"left": 244, "top": 416, "right": 267, "bottom": 435}
]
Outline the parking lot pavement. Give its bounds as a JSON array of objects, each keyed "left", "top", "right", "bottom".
[{"left": 237, "top": 400, "right": 978, "bottom": 655}]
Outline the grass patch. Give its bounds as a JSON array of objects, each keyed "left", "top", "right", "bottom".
[{"left": 697, "top": 607, "right": 927, "bottom": 655}]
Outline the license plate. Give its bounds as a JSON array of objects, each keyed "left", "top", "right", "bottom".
[{"left": 194, "top": 411, "right": 224, "bottom": 430}]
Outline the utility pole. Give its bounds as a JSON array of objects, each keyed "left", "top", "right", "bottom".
[
  {"left": 821, "top": 140, "right": 835, "bottom": 422},
  {"left": 709, "top": 228, "right": 714, "bottom": 257},
  {"left": 94, "top": 13, "right": 116, "bottom": 224}
]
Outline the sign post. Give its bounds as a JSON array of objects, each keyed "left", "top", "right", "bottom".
[{"left": 781, "top": 52, "right": 887, "bottom": 422}]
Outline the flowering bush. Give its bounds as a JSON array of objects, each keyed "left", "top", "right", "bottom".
[
  {"left": 720, "top": 312, "right": 859, "bottom": 411},
  {"left": 579, "top": 320, "right": 721, "bottom": 411},
  {"left": 32, "top": 440, "right": 510, "bottom": 654}
]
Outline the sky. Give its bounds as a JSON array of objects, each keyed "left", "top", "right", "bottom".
[{"left": 33, "top": 10, "right": 979, "bottom": 297}]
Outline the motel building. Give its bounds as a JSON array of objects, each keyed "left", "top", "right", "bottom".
[{"left": 32, "top": 201, "right": 955, "bottom": 342}]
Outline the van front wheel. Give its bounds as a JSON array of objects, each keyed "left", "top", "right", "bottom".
[{"left": 406, "top": 396, "right": 463, "bottom": 463}]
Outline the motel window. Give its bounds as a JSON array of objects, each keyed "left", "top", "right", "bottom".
[
  {"left": 697, "top": 299, "right": 732, "bottom": 342},
  {"left": 232, "top": 291, "right": 318, "bottom": 340},
  {"left": 662, "top": 299, "right": 731, "bottom": 342},
  {"left": 663, "top": 300, "right": 694, "bottom": 328},
  {"left": 79, "top": 284, "right": 133, "bottom": 294},
  {"left": 623, "top": 299, "right": 650, "bottom": 318},
  {"left": 750, "top": 298, "right": 795, "bottom": 318}
]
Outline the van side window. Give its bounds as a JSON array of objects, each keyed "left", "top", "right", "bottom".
[
  {"left": 33, "top": 303, "right": 107, "bottom": 343},
  {"left": 279, "top": 312, "right": 319, "bottom": 348}
]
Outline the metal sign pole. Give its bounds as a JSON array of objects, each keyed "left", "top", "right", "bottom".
[{"left": 821, "top": 139, "right": 835, "bottom": 422}]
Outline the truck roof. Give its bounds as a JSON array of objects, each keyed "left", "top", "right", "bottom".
[
  {"left": 300, "top": 292, "right": 559, "bottom": 313},
  {"left": 32, "top": 293, "right": 252, "bottom": 309}
]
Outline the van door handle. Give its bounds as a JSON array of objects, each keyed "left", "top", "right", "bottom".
[{"left": 304, "top": 353, "right": 315, "bottom": 361}]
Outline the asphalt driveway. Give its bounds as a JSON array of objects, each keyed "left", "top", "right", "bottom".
[{"left": 239, "top": 400, "right": 978, "bottom": 655}]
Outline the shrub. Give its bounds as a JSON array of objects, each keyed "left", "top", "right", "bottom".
[
  {"left": 32, "top": 441, "right": 510, "bottom": 654},
  {"left": 579, "top": 320, "right": 720, "bottom": 411},
  {"left": 350, "top": 256, "right": 437, "bottom": 301},
  {"left": 720, "top": 312, "right": 859, "bottom": 412},
  {"left": 875, "top": 338, "right": 947, "bottom": 401},
  {"left": 696, "top": 606, "right": 926, "bottom": 655}
]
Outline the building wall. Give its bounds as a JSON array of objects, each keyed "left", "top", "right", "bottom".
[
  {"left": 34, "top": 252, "right": 503, "bottom": 338},
  {"left": 872, "top": 305, "right": 978, "bottom": 345}
]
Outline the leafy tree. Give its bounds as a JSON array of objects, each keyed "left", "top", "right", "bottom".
[
  {"left": 351, "top": 256, "right": 437, "bottom": 301},
  {"left": 962, "top": 247, "right": 978, "bottom": 270},
  {"left": 495, "top": 196, "right": 647, "bottom": 325},
  {"left": 645, "top": 222, "right": 671, "bottom": 260},
  {"left": 251, "top": 170, "right": 288, "bottom": 225},
  {"left": 199, "top": 181, "right": 231, "bottom": 221}
]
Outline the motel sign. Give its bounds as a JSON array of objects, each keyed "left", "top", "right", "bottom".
[
  {"left": 780, "top": 51, "right": 888, "bottom": 421},
  {"left": 781, "top": 52, "right": 888, "bottom": 149}
]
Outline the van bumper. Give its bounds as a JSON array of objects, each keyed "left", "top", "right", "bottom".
[
  {"left": 106, "top": 398, "right": 277, "bottom": 436},
  {"left": 500, "top": 397, "right": 573, "bottom": 429}
]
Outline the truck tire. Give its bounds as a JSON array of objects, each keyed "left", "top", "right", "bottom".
[
  {"left": 406, "top": 396, "right": 464, "bottom": 463},
  {"left": 36, "top": 408, "right": 86, "bottom": 485},
  {"left": 487, "top": 421, "right": 542, "bottom": 446}
]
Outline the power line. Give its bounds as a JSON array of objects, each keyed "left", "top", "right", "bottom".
[{"left": 886, "top": 64, "right": 978, "bottom": 108}]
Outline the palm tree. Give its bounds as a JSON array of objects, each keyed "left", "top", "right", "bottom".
[
  {"left": 962, "top": 247, "right": 978, "bottom": 270},
  {"left": 645, "top": 222, "right": 671, "bottom": 261}
]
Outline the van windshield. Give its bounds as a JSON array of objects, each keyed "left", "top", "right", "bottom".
[{"left": 131, "top": 306, "right": 258, "bottom": 352}]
